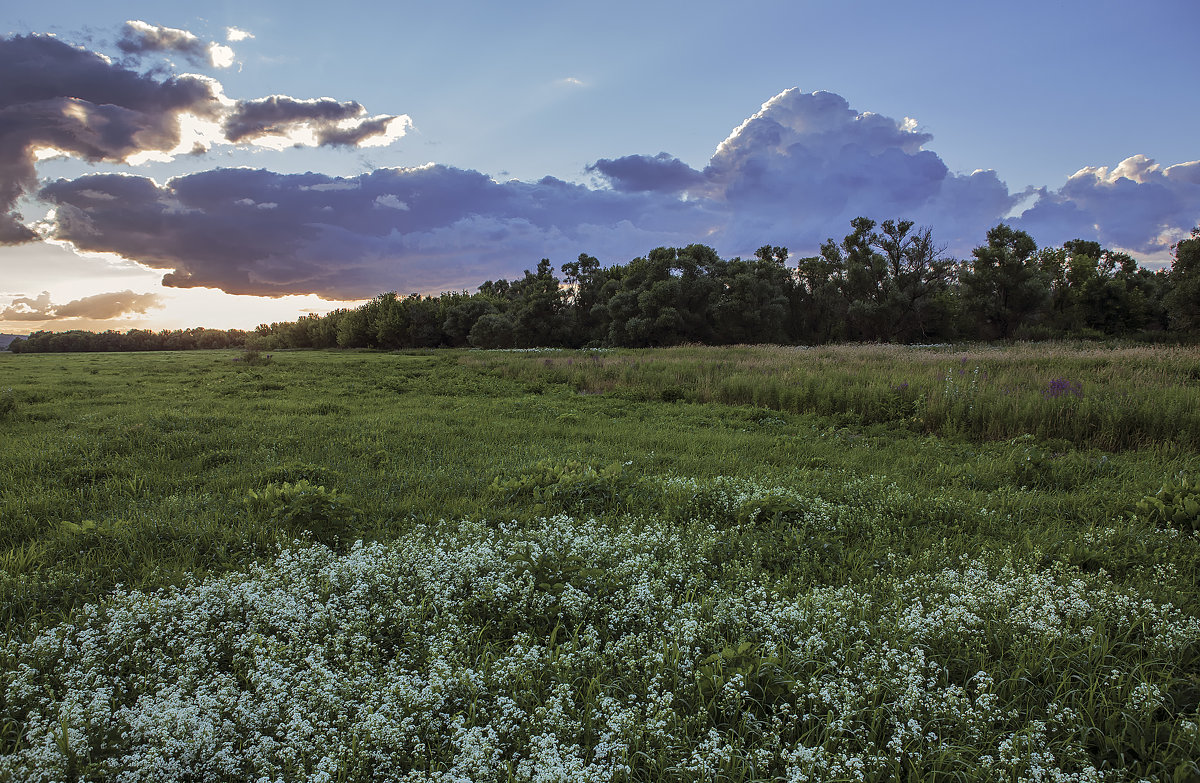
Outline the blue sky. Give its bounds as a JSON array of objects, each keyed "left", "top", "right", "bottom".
[{"left": 2, "top": 0, "right": 1198, "bottom": 331}]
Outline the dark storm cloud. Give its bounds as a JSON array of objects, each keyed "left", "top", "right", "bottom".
[
  {"left": 116, "top": 20, "right": 213, "bottom": 67},
  {"left": 0, "top": 289, "right": 162, "bottom": 320},
  {"left": 0, "top": 32, "right": 409, "bottom": 245}
]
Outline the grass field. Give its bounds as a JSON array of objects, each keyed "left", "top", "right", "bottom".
[{"left": 1, "top": 344, "right": 1198, "bottom": 782}]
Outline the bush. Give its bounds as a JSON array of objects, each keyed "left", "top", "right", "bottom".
[
  {"left": 243, "top": 480, "right": 356, "bottom": 545},
  {"left": 235, "top": 349, "right": 273, "bottom": 366},
  {"left": 489, "top": 459, "right": 633, "bottom": 514}
]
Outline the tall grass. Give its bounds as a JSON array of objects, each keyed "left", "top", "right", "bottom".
[{"left": 467, "top": 343, "right": 1200, "bottom": 450}]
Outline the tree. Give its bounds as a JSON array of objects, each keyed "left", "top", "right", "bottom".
[
  {"left": 602, "top": 247, "right": 723, "bottom": 346},
  {"left": 560, "top": 253, "right": 605, "bottom": 346},
  {"left": 712, "top": 255, "right": 792, "bottom": 343},
  {"left": 468, "top": 313, "right": 516, "bottom": 348},
  {"left": 960, "top": 224, "right": 1048, "bottom": 338},
  {"left": 442, "top": 294, "right": 498, "bottom": 347},
  {"left": 794, "top": 248, "right": 848, "bottom": 344},
  {"left": 510, "top": 259, "right": 565, "bottom": 347},
  {"left": 803, "top": 217, "right": 955, "bottom": 342},
  {"left": 1164, "top": 227, "right": 1200, "bottom": 332},
  {"left": 875, "top": 219, "right": 957, "bottom": 342}
]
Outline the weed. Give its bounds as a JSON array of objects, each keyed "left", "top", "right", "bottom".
[
  {"left": 243, "top": 480, "right": 356, "bottom": 545},
  {"left": 1137, "top": 472, "right": 1200, "bottom": 533}
]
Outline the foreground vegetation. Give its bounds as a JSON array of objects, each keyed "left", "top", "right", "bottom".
[{"left": 1, "top": 344, "right": 1198, "bottom": 781}]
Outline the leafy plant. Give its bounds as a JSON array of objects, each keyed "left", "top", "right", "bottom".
[
  {"left": 1136, "top": 472, "right": 1200, "bottom": 533},
  {"left": 489, "top": 458, "right": 633, "bottom": 513},
  {"left": 736, "top": 493, "right": 807, "bottom": 528},
  {"left": 243, "top": 480, "right": 356, "bottom": 545},
  {"left": 696, "top": 642, "right": 792, "bottom": 721}
]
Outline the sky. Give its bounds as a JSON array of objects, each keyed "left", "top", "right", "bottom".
[{"left": 2, "top": 0, "right": 1199, "bottom": 333}]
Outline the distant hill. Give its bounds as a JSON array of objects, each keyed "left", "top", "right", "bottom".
[{"left": 0, "top": 334, "right": 24, "bottom": 350}]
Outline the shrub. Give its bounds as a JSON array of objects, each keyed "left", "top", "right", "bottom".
[
  {"left": 235, "top": 349, "right": 273, "bottom": 366},
  {"left": 489, "top": 459, "right": 633, "bottom": 514},
  {"left": 243, "top": 480, "right": 356, "bottom": 545}
]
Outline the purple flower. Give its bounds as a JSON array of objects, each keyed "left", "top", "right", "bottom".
[{"left": 1043, "top": 378, "right": 1083, "bottom": 399}]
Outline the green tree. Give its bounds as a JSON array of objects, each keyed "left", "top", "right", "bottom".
[
  {"left": 960, "top": 224, "right": 1048, "bottom": 338},
  {"left": 794, "top": 248, "right": 848, "bottom": 344},
  {"left": 560, "top": 253, "right": 608, "bottom": 346},
  {"left": 510, "top": 259, "right": 565, "bottom": 347},
  {"left": 468, "top": 313, "right": 516, "bottom": 348},
  {"left": 1165, "top": 228, "right": 1200, "bottom": 332},
  {"left": 442, "top": 295, "right": 499, "bottom": 347}
]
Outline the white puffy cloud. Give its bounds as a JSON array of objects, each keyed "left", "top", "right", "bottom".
[{"left": 1013, "top": 154, "right": 1200, "bottom": 255}]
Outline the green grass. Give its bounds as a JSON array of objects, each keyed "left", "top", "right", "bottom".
[
  {"left": 0, "top": 345, "right": 1198, "bottom": 781},
  {"left": 467, "top": 343, "right": 1200, "bottom": 450}
]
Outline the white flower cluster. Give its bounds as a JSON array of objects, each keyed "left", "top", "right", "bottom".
[{"left": 3, "top": 501, "right": 1197, "bottom": 781}]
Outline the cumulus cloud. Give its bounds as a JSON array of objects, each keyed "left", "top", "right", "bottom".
[
  {"left": 35, "top": 86, "right": 1200, "bottom": 299},
  {"left": 0, "top": 32, "right": 410, "bottom": 244},
  {"left": 1013, "top": 154, "right": 1200, "bottom": 255},
  {"left": 11, "top": 43, "right": 1198, "bottom": 301},
  {"left": 693, "top": 89, "right": 1021, "bottom": 252},
  {"left": 0, "top": 34, "right": 222, "bottom": 242},
  {"left": 226, "top": 27, "right": 254, "bottom": 43},
  {"left": 0, "top": 290, "right": 162, "bottom": 320}
]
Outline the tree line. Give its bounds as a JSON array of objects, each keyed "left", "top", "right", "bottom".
[
  {"left": 9, "top": 220, "right": 1200, "bottom": 353},
  {"left": 8, "top": 327, "right": 248, "bottom": 353}
]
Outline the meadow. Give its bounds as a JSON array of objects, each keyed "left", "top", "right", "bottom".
[{"left": 0, "top": 343, "right": 1198, "bottom": 782}]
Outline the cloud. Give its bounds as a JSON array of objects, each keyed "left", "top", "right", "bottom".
[
  {"left": 116, "top": 20, "right": 233, "bottom": 69},
  {"left": 17, "top": 57, "right": 1200, "bottom": 300},
  {"left": 39, "top": 166, "right": 710, "bottom": 298},
  {"left": 223, "top": 96, "right": 410, "bottom": 149},
  {"left": 1012, "top": 154, "right": 1200, "bottom": 255},
  {"left": 226, "top": 27, "right": 254, "bottom": 43},
  {"left": 374, "top": 194, "right": 409, "bottom": 210},
  {"left": 0, "top": 34, "right": 223, "bottom": 243},
  {"left": 209, "top": 44, "right": 235, "bottom": 69},
  {"left": 0, "top": 32, "right": 410, "bottom": 244},
  {"left": 694, "top": 89, "right": 1021, "bottom": 253},
  {"left": 587, "top": 153, "right": 705, "bottom": 193},
  {"left": 0, "top": 289, "right": 163, "bottom": 320}
]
